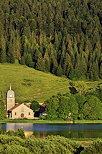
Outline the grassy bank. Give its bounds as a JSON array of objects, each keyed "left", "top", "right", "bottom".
[{"left": 1, "top": 119, "right": 102, "bottom": 123}]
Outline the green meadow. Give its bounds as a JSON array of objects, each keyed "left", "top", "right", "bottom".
[
  {"left": 0, "top": 63, "right": 70, "bottom": 103},
  {"left": 0, "top": 63, "right": 101, "bottom": 103}
]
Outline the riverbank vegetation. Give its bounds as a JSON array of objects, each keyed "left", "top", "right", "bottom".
[
  {"left": 1, "top": 119, "right": 102, "bottom": 124},
  {"left": 45, "top": 85, "right": 102, "bottom": 120},
  {"left": 0, "top": 0, "right": 102, "bottom": 81},
  {"left": 0, "top": 129, "right": 102, "bottom": 154}
]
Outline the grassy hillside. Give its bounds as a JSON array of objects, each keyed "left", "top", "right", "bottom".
[
  {"left": 0, "top": 63, "right": 101, "bottom": 103},
  {"left": 0, "top": 63, "right": 70, "bottom": 103}
]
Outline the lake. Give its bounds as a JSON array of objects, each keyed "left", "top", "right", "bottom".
[{"left": 1, "top": 123, "right": 102, "bottom": 138}]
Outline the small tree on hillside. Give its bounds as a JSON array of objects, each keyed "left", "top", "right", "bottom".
[{"left": 30, "top": 100, "right": 40, "bottom": 111}]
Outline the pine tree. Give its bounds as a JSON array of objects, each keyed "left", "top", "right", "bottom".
[
  {"left": 7, "top": 47, "right": 15, "bottom": 63},
  {"left": 99, "top": 63, "right": 102, "bottom": 79},
  {"left": 25, "top": 54, "right": 34, "bottom": 67},
  {"left": 0, "top": 35, "right": 6, "bottom": 63},
  {"left": 56, "top": 64, "right": 63, "bottom": 76},
  {"left": 36, "top": 57, "right": 45, "bottom": 71},
  {"left": 20, "top": 56, "right": 25, "bottom": 65}
]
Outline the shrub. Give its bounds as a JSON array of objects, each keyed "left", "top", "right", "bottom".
[
  {"left": 6, "top": 130, "right": 16, "bottom": 136},
  {"left": 0, "top": 135, "right": 24, "bottom": 146},
  {"left": 81, "top": 139, "right": 102, "bottom": 154},
  {"left": 16, "top": 129, "right": 25, "bottom": 138},
  {"left": 25, "top": 137, "right": 72, "bottom": 154},
  {"left": 39, "top": 115, "right": 46, "bottom": 120},
  {"left": 2, "top": 144, "right": 33, "bottom": 154}
]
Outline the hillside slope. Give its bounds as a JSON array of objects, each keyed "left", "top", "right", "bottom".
[
  {"left": 0, "top": 63, "right": 101, "bottom": 103},
  {"left": 0, "top": 63, "right": 70, "bottom": 103}
]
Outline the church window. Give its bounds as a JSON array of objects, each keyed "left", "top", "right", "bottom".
[
  {"left": 15, "top": 112, "right": 16, "bottom": 115},
  {"left": 29, "top": 112, "right": 30, "bottom": 115}
]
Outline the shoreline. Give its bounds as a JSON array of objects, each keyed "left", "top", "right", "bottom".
[{"left": 0, "top": 119, "right": 102, "bottom": 124}]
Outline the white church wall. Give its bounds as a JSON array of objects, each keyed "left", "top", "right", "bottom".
[
  {"left": 11, "top": 104, "right": 34, "bottom": 119},
  {"left": 7, "top": 97, "right": 15, "bottom": 111}
]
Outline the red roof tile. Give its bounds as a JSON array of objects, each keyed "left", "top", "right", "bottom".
[
  {"left": 40, "top": 104, "right": 47, "bottom": 107},
  {"left": 8, "top": 103, "right": 22, "bottom": 111}
]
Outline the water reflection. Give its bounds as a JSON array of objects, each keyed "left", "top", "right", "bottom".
[{"left": 1, "top": 123, "right": 102, "bottom": 138}]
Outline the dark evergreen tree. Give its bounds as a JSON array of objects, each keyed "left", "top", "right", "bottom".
[
  {"left": 0, "top": 0, "right": 101, "bottom": 80},
  {"left": 25, "top": 54, "right": 34, "bottom": 68},
  {"left": 20, "top": 56, "right": 25, "bottom": 65},
  {"left": 56, "top": 64, "right": 63, "bottom": 76},
  {"left": 0, "top": 35, "right": 6, "bottom": 63}
]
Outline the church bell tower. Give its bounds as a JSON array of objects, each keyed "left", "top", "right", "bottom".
[{"left": 7, "top": 84, "right": 15, "bottom": 111}]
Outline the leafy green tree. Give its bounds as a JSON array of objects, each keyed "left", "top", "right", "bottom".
[
  {"left": 68, "top": 96, "right": 78, "bottom": 120},
  {"left": 30, "top": 100, "right": 40, "bottom": 112},
  {"left": 46, "top": 97, "right": 59, "bottom": 120},
  {"left": 75, "top": 94, "right": 86, "bottom": 119},
  {"left": 57, "top": 96, "right": 70, "bottom": 120},
  {"left": 83, "top": 95, "right": 102, "bottom": 120},
  {"left": 75, "top": 81, "right": 88, "bottom": 95}
]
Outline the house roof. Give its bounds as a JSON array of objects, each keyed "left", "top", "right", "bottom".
[
  {"left": 8, "top": 103, "right": 22, "bottom": 111},
  {"left": 39, "top": 104, "right": 47, "bottom": 113},
  {"left": 40, "top": 104, "right": 47, "bottom": 107}
]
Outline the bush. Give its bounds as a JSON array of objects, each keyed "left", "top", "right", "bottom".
[
  {"left": 25, "top": 137, "right": 72, "bottom": 154},
  {"left": 0, "top": 133, "right": 84, "bottom": 154},
  {"left": 6, "top": 130, "right": 16, "bottom": 136},
  {"left": 39, "top": 115, "right": 46, "bottom": 120},
  {"left": 2, "top": 144, "right": 33, "bottom": 154},
  {"left": 81, "top": 139, "right": 102, "bottom": 154},
  {"left": 0, "top": 135, "right": 24, "bottom": 145},
  {"left": 46, "top": 135, "right": 82, "bottom": 153},
  {"left": 16, "top": 129, "right": 25, "bottom": 138},
  {"left": 6, "top": 129, "right": 25, "bottom": 138}
]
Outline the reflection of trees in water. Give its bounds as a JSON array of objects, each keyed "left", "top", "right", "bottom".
[
  {"left": 0, "top": 124, "right": 2, "bottom": 130},
  {"left": 1, "top": 123, "right": 102, "bottom": 138}
]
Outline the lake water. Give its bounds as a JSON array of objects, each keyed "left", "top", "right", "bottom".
[{"left": 1, "top": 123, "right": 102, "bottom": 138}]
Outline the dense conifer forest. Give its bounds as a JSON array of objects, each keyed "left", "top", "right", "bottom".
[{"left": 0, "top": 0, "right": 102, "bottom": 80}]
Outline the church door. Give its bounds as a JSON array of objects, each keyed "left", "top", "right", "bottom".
[{"left": 21, "top": 113, "right": 24, "bottom": 118}]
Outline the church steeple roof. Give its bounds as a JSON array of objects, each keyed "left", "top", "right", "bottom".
[
  {"left": 7, "top": 84, "right": 15, "bottom": 98},
  {"left": 10, "top": 84, "right": 11, "bottom": 90}
]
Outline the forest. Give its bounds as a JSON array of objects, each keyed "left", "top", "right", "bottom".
[{"left": 0, "top": 0, "right": 102, "bottom": 80}]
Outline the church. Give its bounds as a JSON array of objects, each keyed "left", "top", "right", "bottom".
[{"left": 6, "top": 85, "right": 34, "bottom": 119}]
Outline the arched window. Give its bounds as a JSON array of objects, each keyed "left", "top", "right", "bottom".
[
  {"left": 21, "top": 113, "right": 24, "bottom": 118},
  {"left": 29, "top": 112, "right": 30, "bottom": 115}
]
